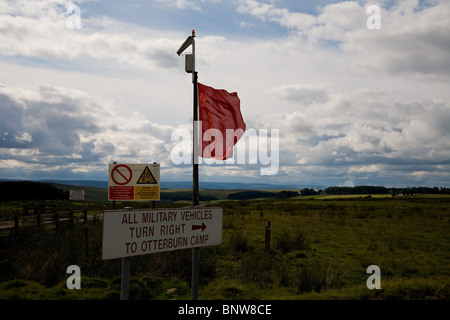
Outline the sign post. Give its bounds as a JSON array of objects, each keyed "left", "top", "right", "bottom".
[
  {"left": 121, "top": 257, "right": 130, "bottom": 300},
  {"left": 108, "top": 163, "right": 160, "bottom": 299},
  {"left": 102, "top": 206, "right": 222, "bottom": 300}
]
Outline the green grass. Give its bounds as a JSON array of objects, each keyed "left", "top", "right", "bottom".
[
  {"left": 0, "top": 276, "right": 190, "bottom": 300},
  {"left": 1, "top": 195, "right": 450, "bottom": 299}
]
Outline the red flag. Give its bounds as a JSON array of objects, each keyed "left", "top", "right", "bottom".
[{"left": 198, "top": 83, "right": 246, "bottom": 160}]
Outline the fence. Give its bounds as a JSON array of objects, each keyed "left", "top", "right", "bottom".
[{"left": 0, "top": 205, "right": 88, "bottom": 235}]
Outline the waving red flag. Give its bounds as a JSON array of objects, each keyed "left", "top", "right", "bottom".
[{"left": 198, "top": 83, "right": 246, "bottom": 160}]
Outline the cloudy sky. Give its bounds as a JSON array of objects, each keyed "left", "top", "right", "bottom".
[{"left": 1, "top": 0, "right": 449, "bottom": 188}]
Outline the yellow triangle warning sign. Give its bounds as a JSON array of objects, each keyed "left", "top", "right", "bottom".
[{"left": 137, "top": 166, "right": 157, "bottom": 184}]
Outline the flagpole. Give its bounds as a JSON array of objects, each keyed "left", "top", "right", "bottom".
[
  {"left": 177, "top": 29, "right": 200, "bottom": 300},
  {"left": 192, "top": 30, "right": 199, "bottom": 208},
  {"left": 191, "top": 30, "right": 200, "bottom": 301}
]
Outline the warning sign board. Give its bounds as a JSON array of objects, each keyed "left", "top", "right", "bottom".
[
  {"left": 137, "top": 166, "right": 157, "bottom": 184},
  {"left": 102, "top": 207, "right": 222, "bottom": 260},
  {"left": 108, "top": 163, "right": 160, "bottom": 201}
]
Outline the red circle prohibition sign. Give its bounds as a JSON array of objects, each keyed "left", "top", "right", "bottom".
[{"left": 111, "top": 164, "right": 133, "bottom": 185}]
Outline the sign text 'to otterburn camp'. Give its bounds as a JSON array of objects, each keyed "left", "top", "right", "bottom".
[{"left": 102, "top": 207, "right": 222, "bottom": 260}]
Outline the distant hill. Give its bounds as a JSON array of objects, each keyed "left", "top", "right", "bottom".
[
  {"left": 0, "top": 180, "right": 302, "bottom": 203},
  {"left": 30, "top": 179, "right": 302, "bottom": 190},
  {"left": 0, "top": 181, "right": 69, "bottom": 201},
  {"left": 0, "top": 179, "right": 304, "bottom": 203},
  {"left": 160, "top": 181, "right": 302, "bottom": 190},
  {"left": 39, "top": 179, "right": 109, "bottom": 189},
  {"left": 2, "top": 179, "right": 448, "bottom": 203}
]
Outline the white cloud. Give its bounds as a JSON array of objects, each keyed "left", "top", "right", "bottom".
[
  {"left": 155, "top": 0, "right": 202, "bottom": 11},
  {"left": 0, "top": 85, "right": 177, "bottom": 179},
  {"left": 237, "top": 0, "right": 450, "bottom": 80},
  {"left": 348, "top": 164, "right": 381, "bottom": 173},
  {"left": 261, "top": 87, "right": 450, "bottom": 184},
  {"left": 237, "top": 0, "right": 316, "bottom": 31},
  {"left": 0, "top": 2, "right": 182, "bottom": 71},
  {"left": 269, "top": 84, "right": 329, "bottom": 105},
  {"left": 1, "top": 0, "right": 449, "bottom": 187},
  {"left": 343, "top": 1, "right": 450, "bottom": 79}
]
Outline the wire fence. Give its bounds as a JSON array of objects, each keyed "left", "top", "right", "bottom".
[{"left": 0, "top": 205, "right": 88, "bottom": 235}]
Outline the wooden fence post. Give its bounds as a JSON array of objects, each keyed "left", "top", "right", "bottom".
[
  {"left": 54, "top": 212, "right": 59, "bottom": 232},
  {"left": 14, "top": 215, "right": 19, "bottom": 235},
  {"left": 84, "top": 224, "right": 89, "bottom": 268},
  {"left": 69, "top": 210, "right": 74, "bottom": 226},
  {"left": 36, "top": 212, "right": 41, "bottom": 229},
  {"left": 265, "top": 221, "right": 271, "bottom": 253}
]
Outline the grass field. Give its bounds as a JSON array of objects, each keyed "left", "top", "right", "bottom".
[{"left": 1, "top": 194, "right": 449, "bottom": 300}]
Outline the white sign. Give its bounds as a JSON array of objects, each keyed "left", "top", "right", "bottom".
[
  {"left": 102, "top": 207, "right": 222, "bottom": 260},
  {"left": 108, "top": 163, "right": 160, "bottom": 201},
  {"left": 69, "top": 190, "right": 85, "bottom": 201}
]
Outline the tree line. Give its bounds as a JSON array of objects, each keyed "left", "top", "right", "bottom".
[
  {"left": 300, "top": 186, "right": 450, "bottom": 196},
  {"left": 0, "top": 181, "right": 69, "bottom": 201},
  {"left": 227, "top": 190, "right": 298, "bottom": 200}
]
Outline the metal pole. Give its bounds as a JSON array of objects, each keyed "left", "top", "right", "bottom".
[
  {"left": 114, "top": 199, "right": 130, "bottom": 300},
  {"left": 113, "top": 159, "right": 130, "bottom": 300},
  {"left": 177, "top": 30, "right": 200, "bottom": 300},
  {"left": 192, "top": 31, "right": 199, "bottom": 208},
  {"left": 193, "top": 71, "right": 199, "bottom": 207},
  {"left": 112, "top": 162, "right": 117, "bottom": 211},
  {"left": 120, "top": 257, "right": 130, "bottom": 300},
  {"left": 191, "top": 30, "right": 200, "bottom": 300},
  {"left": 121, "top": 206, "right": 133, "bottom": 300},
  {"left": 191, "top": 247, "right": 200, "bottom": 300},
  {"left": 115, "top": 193, "right": 129, "bottom": 300}
]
